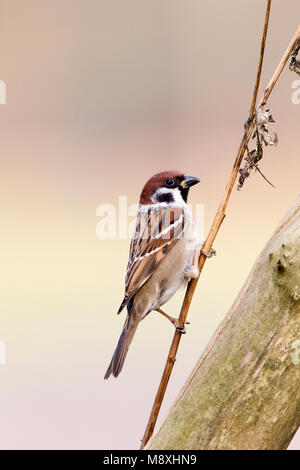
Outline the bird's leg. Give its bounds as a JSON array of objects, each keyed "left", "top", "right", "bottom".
[
  {"left": 155, "top": 308, "right": 189, "bottom": 334},
  {"left": 184, "top": 245, "right": 201, "bottom": 279},
  {"left": 155, "top": 308, "right": 180, "bottom": 329},
  {"left": 184, "top": 243, "right": 216, "bottom": 279}
]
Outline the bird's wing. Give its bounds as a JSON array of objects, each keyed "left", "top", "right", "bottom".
[{"left": 117, "top": 205, "right": 185, "bottom": 313}]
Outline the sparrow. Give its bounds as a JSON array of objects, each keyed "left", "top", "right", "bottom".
[{"left": 104, "top": 170, "right": 201, "bottom": 379}]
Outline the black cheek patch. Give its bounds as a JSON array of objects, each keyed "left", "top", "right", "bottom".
[
  {"left": 156, "top": 192, "right": 174, "bottom": 203},
  {"left": 179, "top": 187, "right": 189, "bottom": 203}
]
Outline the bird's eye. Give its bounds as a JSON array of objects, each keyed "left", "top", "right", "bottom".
[{"left": 165, "top": 178, "right": 174, "bottom": 187}]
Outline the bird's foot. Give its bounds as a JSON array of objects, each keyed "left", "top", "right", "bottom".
[
  {"left": 200, "top": 247, "right": 216, "bottom": 258},
  {"left": 176, "top": 324, "right": 186, "bottom": 334},
  {"left": 175, "top": 319, "right": 190, "bottom": 334},
  {"left": 156, "top": 308, "right": 190, "bottom": 333}
]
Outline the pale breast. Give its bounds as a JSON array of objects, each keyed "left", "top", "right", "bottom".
[{"left": 133, "top": 207, "right": 199, "bottom": 317}]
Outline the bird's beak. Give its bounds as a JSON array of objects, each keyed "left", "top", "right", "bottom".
[{"left": 180, "top": 175, "right": 200, "bottom": 189}]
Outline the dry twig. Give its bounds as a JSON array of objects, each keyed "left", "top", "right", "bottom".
[{"left": 140, "top": 0, "right": 300, "bottom": 449}]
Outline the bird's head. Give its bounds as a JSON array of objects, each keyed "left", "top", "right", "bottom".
[{"left": 139, "top": 171, "right": 200, "bottom": 205}]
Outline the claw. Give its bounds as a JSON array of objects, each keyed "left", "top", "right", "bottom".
[
  {"left": 201, "top": 247, "right": 216, "bottom": 258},
  {"left": 176, "top": 326, "right": 186, "bottom": 334},
  {"left": 176, "top": 321, "right": 191, "bottom": 334}
]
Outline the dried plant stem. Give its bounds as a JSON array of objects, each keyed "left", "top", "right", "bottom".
[
  {"left": 249, "top": 0, "right": 272, "bottom": 119},
  {"left": 140, "top": 14, "right": 300, "bottom": 450}
]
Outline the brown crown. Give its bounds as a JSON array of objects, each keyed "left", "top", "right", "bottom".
[{"left": 139, "top": 171, "right": 184, "bottom": 205}]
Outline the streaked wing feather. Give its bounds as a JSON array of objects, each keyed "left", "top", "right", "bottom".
[{"left": 118, "top": 206, "right": 185, "bottom": 313}]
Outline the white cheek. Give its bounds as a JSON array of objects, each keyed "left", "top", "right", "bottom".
[
  {"left": 172, "top": 188, "right": 185, "bottom": 204},
  {"left": 152, "top": 187, "right": 184, "bottom": 205}
]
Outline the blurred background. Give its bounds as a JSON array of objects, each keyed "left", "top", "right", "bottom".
[{"left": 0, "top": 0, "right": 299, "bottom": 450}]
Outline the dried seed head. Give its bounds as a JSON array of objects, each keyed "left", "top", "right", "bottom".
[
  {"left": 256, "top": 108, "right": 278, "bottom": 147},
  {"left": 237, "top": 105, "right": 278, "bottom": 190},
  {"left": 289, "top": 37, "right": 300, "bottom": 75}
]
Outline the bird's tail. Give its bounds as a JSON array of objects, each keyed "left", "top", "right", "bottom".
[{"left": 104, "top": 314, "right": 139, "bottom": 379}]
